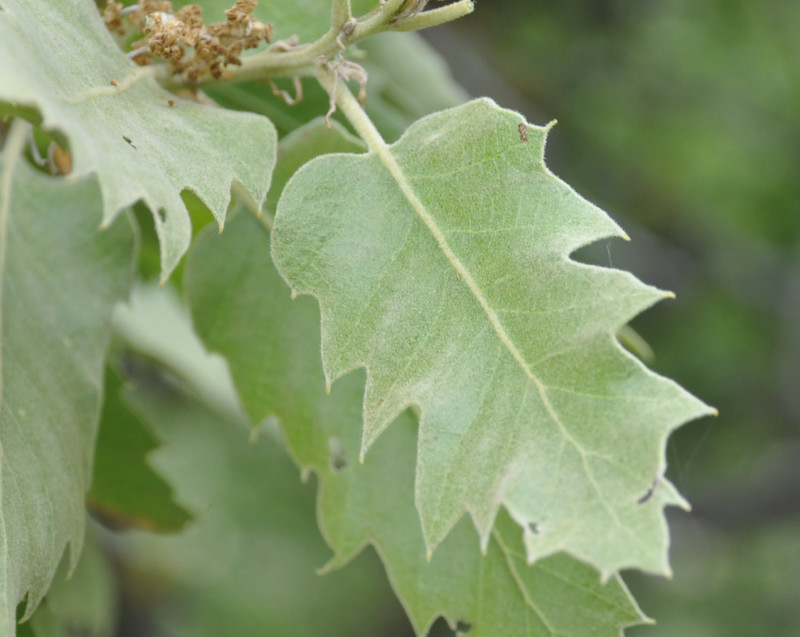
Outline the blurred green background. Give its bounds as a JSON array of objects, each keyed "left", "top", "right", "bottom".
[{"left": 429, "top": 0, "right": 800, "bottom": 635}]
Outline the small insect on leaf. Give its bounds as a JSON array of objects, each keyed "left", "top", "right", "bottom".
[{"left": 517, "top": 122, "right": 528, "bottom": 143}]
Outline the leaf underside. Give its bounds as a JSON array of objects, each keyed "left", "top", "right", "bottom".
[
  {"left": 0, "top": 156, "right": 135, "bottom": 633},
  {"left": 0, "top": 0, "right": 276, "bottom": 278},
  {"left": 271, "top": 98, "right": 714, "bottom": 576}
]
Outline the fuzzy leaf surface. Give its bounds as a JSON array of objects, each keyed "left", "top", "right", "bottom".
[
  {"left": 0, "top": 0, "right": 275, "bottom": 277},
  {"left": 185, "top": 179, "right": 647, "bottom": 635},
  {"left": 0, "top": 151, "right": 135, "bottom": 632},
  {"left": 271, "top": 98, "right": 714, "bottom": 576}
]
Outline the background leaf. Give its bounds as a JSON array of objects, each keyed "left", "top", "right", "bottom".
[
  {"left": 88, "top": 365, "right": 192, "bottom": 533},
  {"left": 0, "top": 148, "right": 135, "bottom": 632},
  {"left": 110, "top": 283, "right": 410, "bottom": 637},
  {"left": 271, "top": 98, "right": 714, "bottom": 576},
  {"left": 0, "top": 0, "right": 276, "bottom": 277}
]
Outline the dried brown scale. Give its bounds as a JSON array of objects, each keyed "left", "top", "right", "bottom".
[
  {"left": 175, "top": 4, "right": 204, "bottom": 39},
  {"left": 145, "top": 12, "right": 188, "bottom": 61},
  {"left": 102, "top": 1, "right": 125, "bottom": 35},
  {"left": 106, "top": 0, "right": 272, "bottom": 81},
  {"left": 126, "top": 0, "right": 173, "bottom": 29}
]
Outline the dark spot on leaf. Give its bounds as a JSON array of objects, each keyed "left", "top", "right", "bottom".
[
  {"left": 123, "top": 135, "right": 136, "bottom": 149},
  {"left": 455, "top": 620, "right": 473, "bottom": 634},
  {"left": 155, "top": 208, "right": 166, "bottom": 224},
  {"left": 329, "top": 436, "right": 348, "bottom": 473},
  {"left": 637, "top": 477, "right": 659, "bottom": 505},
  {"left": 527, "top": 521, "right": 540, "bottom": 535}
]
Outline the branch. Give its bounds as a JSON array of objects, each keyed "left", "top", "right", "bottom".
[{"left": 156, "top": 0, "right": 474, "bottom": 90}]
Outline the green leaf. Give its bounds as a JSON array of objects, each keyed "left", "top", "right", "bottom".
[
  {"left": 185, "top": 204, "right": 647, "bottom": 636},
  {"left": 271, "top": 98, "right": 715, "bottom": 576},
  {"left": 266, "top": 119, "right": 365, "bottom": 212},
  {"left": 0, "top": 132, "right": 135, "bottom": 632},
  {"left": 111, "top": 295, "right": 407, "bottom": 637},
  {"left": 321, "top": 411, "right": 648, "bottom": 637},
  {"left": 88, "top": 365, "right": 192, "bottom": 533},
  {"left": 25, "top": 533, "right": 116, "bottom": 637},
  {"left": 0, "top": 0, "right": 276, "bottom": 278}
]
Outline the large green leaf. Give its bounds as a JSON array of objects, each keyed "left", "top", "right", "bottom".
[
  {"left": 0, "top": 137, "right": 136, "bottom": 632},
  {"left": 185, "top": 195, "right": 647, "bottom": 634},
  {"left": 271, "top": 98, "right": 714, "bottom": 576},
  {"left": 0, "top": 0, "right": 276, "bottom": 278}
]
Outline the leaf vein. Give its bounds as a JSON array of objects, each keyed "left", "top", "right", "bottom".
[{"left": 360, "top": 110, "right": 639, "bottom": 552}]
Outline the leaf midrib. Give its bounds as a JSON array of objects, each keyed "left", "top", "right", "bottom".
[
  {"left": 366, "top": 122, "right": 629, "bottom": 537},
  {"left": 370, "top": 130, "right": 570, "bottom": 437}
]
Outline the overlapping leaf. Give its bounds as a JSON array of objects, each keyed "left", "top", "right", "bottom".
[
  {"left": 184, "top": 127, "right": 648, "bottom": 634},
  {"left": 271, "top": 99, "right": 715, "bottom": 576},
  {"left": 111, "top": 283, "right": 406, "bottom": 637},
  {"left": 0, "top": 145, "right": 135, "bottom": 633},
  {"left": 0, "top": 0, "right": 275, "bottom": 277},
  {"left": 88, "top": 366, "right": 192, "bottom": 533},
  {"left": 23, "top": 533, "right": 116, "bottom": 637}
]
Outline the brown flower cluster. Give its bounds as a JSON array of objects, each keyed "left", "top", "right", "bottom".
[{"left": 103, "top": 0, "right": 273, "bottom": 82}]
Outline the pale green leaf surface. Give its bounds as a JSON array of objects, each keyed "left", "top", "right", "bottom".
[
  {"left": 0, "top": 151, "right": 135, "bottom": 631},
  {"left": 271, "top": 98, "right": 715, "bottom": 576},
  {"left": 0, "top": 0, "right": 276, "bottom": 277},
  {"left": 185, "top": 205, "right": 647, "bottom": 636}
]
